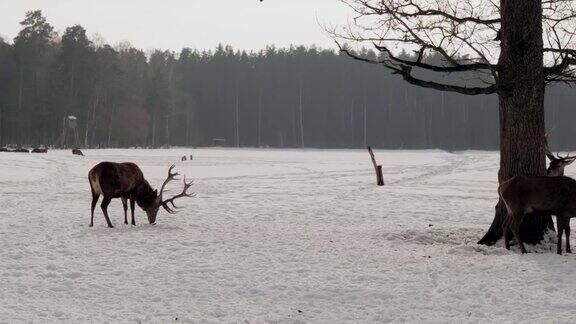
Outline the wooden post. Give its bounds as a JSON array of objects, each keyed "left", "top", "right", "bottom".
[{"left": 367, "top": 146, "right": 384, "bottom": 186}]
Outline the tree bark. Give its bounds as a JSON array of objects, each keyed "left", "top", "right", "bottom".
[{"left": 478, "top": 0, "right": 554, "bottom": 245}]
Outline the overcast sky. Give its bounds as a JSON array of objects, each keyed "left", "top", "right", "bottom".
[{"left": 0, "top": 0, "right": 350, "bottom": 51}]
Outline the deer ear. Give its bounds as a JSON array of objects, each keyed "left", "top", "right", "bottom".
[
  {"left": 546, "top": 153, "right": 557, "bottom": 161},
  {"left": 154, "top": 189, "right": 158, "bottom": 196}
]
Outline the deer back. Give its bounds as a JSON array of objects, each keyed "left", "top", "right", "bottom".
[
  {"left": 500, "top": 176, "right": 576, "bottom": 214},
  {"left": 89, "top": 162, "right": 146, "bottom": 197}
]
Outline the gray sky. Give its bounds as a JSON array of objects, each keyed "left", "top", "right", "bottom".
[{"left": 0, "top": 0, "right": 350, "bottom": 51}]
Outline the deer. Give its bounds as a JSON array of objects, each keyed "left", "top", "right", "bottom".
[
  {"left": 499, "top": 144, "right": 576, "bottom": 254},
  {"left": 31, "top": 147, "right": 48, "bottom": 153},
  {"left": 88, "top": 163, "right": 194, "bottom": 228},
  {"left": 499, "top": 176, "right": 576, "bottom": 254},
  {"left": 544, "top": 132, "right": 576, "bottom": 176},
  {"left": 546, "top": 151, "right": 576, "bottom": 176}
]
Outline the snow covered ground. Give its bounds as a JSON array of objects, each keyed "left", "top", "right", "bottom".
[{"left": 0, "top": 148, "right": 574, "bottom": 322}]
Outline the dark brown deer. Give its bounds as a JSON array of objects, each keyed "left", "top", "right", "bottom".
[
  {"left": 499, "top": 137, "right": 576, "bottom": 254},
  {"left": 499, "top": 176, "right": 576, "bottom": 254},
  {"left": 88, "top": 163, "right": 194, "bottom": 228},
  {"left": 72, "top": 148, "right": 84, "bottom": 156}
]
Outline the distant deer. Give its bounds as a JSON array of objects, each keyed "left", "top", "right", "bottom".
[
  {"left": 88, "top": 163, "right": 194, "bottom": 228},
  {"left": 32, "top": 147, "right": 48, "bottom": 153},
  {"left": 72, "top": 148, "right": 84, "bottom": 156}
]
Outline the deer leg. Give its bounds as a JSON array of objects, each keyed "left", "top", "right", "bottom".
[
  {"left": 90, "top": 193, "right": 100, "bottom": 227},
  {"left": 130, "top": 198, "right": 136, "bottom": 226},
  {"left": 502, "top": 215, "right": 512, "bottom": 250},
  {"left": 557, "top": 217, "right": 565, "bottom": 255},
  {"left": 100, "top": 196, "right": 114, "bottom": 228},
  {"left": 121, "top": 198, "right": 128, "bottom": 225},
  {"left": 510, "top": 217, "right": 527, "bottom": 254},
  {"left": 564, "top": 217, "right": 572, "bottom": 254}
]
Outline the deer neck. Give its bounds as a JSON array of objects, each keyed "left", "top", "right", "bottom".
[{"left": 135, "top": 180, "right": 158, "bottom": 210}]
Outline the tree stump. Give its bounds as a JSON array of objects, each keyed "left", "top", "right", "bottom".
[{"left": 367, "top": 146, "right": 384, "bottom": 186}]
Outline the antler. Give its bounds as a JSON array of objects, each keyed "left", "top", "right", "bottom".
[
  {"left": 161, "top": 176, "right": 195, "bottom": 214},
  {"left": 559, "top": 152, "right": 576, "bottom": 162},
  {"left": 545, "top": 132, "right": 576, "bottom": 162},
  {"left": 159, "top": 164, "right": 179, "bottom": 199}
]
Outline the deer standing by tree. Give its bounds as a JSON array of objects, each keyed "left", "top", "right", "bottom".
[
  {"left": 500, "top": 144, "right": 576, "bottom": 254},
  {"left": 500, "top": 176, "right": 576, "bottom": 255},
  {"left": 334, "top": 0, "right": 576, "bottom": 247},
  {"left": 88, "top": 163, "right": 194, "bottom": 228}
]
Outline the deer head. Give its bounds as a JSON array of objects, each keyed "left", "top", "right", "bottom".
[
  {"left": 545, "top": 137, "right": 576, "bottom": 176},
  {"left": 147, "top": 165, "right": 195, "bottom": 224}
]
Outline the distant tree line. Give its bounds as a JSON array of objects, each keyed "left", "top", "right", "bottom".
[{"left": 0, "top": 11, "right": 574, "bottom": 150}]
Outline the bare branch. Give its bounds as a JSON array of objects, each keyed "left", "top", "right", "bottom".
[{"left": 339, "top": 44, "right": 496, "bottom": 95}]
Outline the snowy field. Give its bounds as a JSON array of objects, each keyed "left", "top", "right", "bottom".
[{"left": 0, "top": 148, "right": 575, "bottom": 323}]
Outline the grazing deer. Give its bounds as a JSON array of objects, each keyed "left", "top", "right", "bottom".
[
  {"left": 72, "top": 148, "right": 84, "bottom": 156},
  {"left": 88, "top": 163, "right": 194, "bottom": 228}
]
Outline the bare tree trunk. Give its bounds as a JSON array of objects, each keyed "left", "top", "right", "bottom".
[
  {"left": 17, "top": 67, "right": 24, "bottom": 144},
  {"left": 368, "top": 146, "right": 384, "bottom": 186},
  {"left": 84, "top": 110, "right": 90, "bottom": 148},
  {"left": 69, "top": 65, "right": 75, "bottom": 106},
  {"left": 0, "top": 105, "right": 2, "bottom": 146},
  {"left": 18, "top": 67, "right": 24, "bottom": 112},
  {"left": 299, "top": 82, "right": 305, "bottom": 148},
  {"left": 186, "top": 105, "right": 191, "bottom": 147},
  {"left": 350, "top": 99, "right": 355, "bottom": 148},
  {"left": 479, "top": 0, "right": 552, "bottom": 245},
  {"left": 258, "top": 88, "right": 262, "bottom": 147},
  {"left": 166, "top": 64, "right": 175, "bottom": 148},
  {"left": 107, "top": 104, "right": 115, "bottom": 148},
  {"left": 151, "top": 112, "right": 157, "bottom": 148},
  {"left": 363, "top": 90, "right": 367, "bottom": 148},
  {"left": 235, "top": 83, "right": 240, "bottom": 148},
  {"left": 87, "top": 89, "right": 100, "bottom": 148},
  {"left": 165, "top": 113, "right": 170, "bottom": 148}
]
